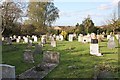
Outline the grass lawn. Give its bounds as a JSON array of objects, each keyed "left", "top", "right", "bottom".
[{"left": 2, "top": 38, "right": 119, "bottom": 78}]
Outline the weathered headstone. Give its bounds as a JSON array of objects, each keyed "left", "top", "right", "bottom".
[
  {"left": 34, "top": 44, "right": 42, "bottom": 54},
  {"left": 0, "top": 64, "right": 15, "bottom": 79},
  {"left": 43, "top": 51, "right": 60, "bottom": 63},
  {"left": 6, "top": 38, "right": 12, "bottom": 45},
  {"left": 51, "top": 37, "right": 56, "bottom": 47},
  {"left": 28, "top": 40, "right": 32, "bottom": 47},
  {"left": 23, "top": 50, "right": 34, "bottom": 63},
  {"left": 41, "top": 35, "right": 46, "bottom": 45},
  {"left": 107, "top": 35, "right": 116, "bottom": 49}
]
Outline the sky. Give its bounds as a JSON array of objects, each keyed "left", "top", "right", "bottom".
[
  {"left": 0, "top": 0, "right": 120, "bottom": 26},
  {"left": 52, "top": 0, "right": 120, "bottom": 26}
]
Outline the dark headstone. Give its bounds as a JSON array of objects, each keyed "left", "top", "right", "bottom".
[
  {"left": 43, "top": 51, "right": 60, "bottom": 64},
  {"left": 23, "top": 50, "right": 34, "bottom": 63},
  {"left": 34, "top": 44, "right": 42, "bottom": 54}
]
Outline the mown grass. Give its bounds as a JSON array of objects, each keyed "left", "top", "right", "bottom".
[{"left": 2, "top": 38, "right": 119, "bottom": 78}]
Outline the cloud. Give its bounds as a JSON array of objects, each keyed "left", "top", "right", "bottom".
[{"left": 98, "top": 4, "right": 111, "bottom": 10}]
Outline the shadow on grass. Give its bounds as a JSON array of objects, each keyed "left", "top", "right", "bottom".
[{"left": 102, "top": 52, "right": 117, "bottom": 54}]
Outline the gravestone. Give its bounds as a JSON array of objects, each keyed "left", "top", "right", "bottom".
[
  {"left": 0, "top": 64, "right": 15, "bottom": 79},
  {"left": 28, "top": 40, "right": 32, "bottom": 47},
  {"left": 69, "top": 34, "right": 73, "bottom": 42},
  {"left": 16, "top": 38, "right": 20, "bottom": 43},
  {"left": 107, "top": 35, "right": 111, "bottom": 40},
  {"left": 41, "top": 35, "right": 46, "bottom": 45},
  {"left": 90, "top": 33, "right": 102, "bottom": 56},
  {"left": 6, "top": 38, "right": 12, "bottom": 45},
  {"left": 34, "top": 36, "right": 37, "bottom": 42},
  {"left": 13, "top": 35, "right": 16, "bottom": 39},
  {"left": 43, "top": 51, "right": 60, "bottom": 63},
  {"left": 24, "top": 37, "right": 28, "bottom": 43},
  {"left": 78, "top": 34, "right": 83, "bottom": 42},
  {"left": 23, "top": 50, "right": 34, "bottom": 63},
  {"left": 18, "top": 51, "right": 60, "bottom": 79},
  {"left": 18, "top": 36, "right": 21, "bottom": 39},
  {"left": 90, "top": 39, "right": 102, "bottom": 56},
  {"left": 2, "top": 37, "right": 4, "bottom": 41},
  {"left": 51, "top": 37, "right": 56, "bottom": 47},
  {"left": 59, "top": 35, "right": 63, "bottom": 41},
  {"left": 107, "top": 36, "right": 116, "bottom": 49},
  {"left": 82, "top": 36, "right": 90, "bottom": 43},
  {"left": 34, "top": 44, "right": 42, "bottom": 54},
  {"left": 56, "top": 36, "right": 59, "bottom": 41}
]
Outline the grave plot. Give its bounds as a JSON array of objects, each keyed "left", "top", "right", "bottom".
[{"left": 18, "top": 51, "right": 60, "bottom": 79}]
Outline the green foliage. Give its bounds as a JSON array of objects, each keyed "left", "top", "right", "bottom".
[
  {"left": 26, "top": 1, "right": 59, "bottom": 34},
  {"left": 61, "top": 30, "right": 67, "bottom": 40},
  {"left": 82, "top": 15, "right": 95, "bottom": 34},
  {"left": 21, "top": 24, "right": 36, "bottom": 35}
]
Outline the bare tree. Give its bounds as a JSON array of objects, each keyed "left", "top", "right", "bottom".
[
  {"left": 0, "top": 0, "right": 25, "bottom": 35},
  {"left": 105, "top": 12, "right": 120, "bottom": 34}
]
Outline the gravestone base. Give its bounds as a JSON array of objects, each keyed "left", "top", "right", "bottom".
[{"left": 18, "top": 62, "right": 58, "bottom": 79}]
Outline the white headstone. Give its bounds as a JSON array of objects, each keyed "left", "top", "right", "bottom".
[
  {"left": 56, "top": 36, "right": 59, "bottom": 41},
  {"left": 51, "top": 37, "right": 56, "bottom": 47},
  {"left": 107, "top": 35, "right": 111, "bottom": 40},
  {"left": 90, "top": 42, "right": 102, "bottom": 56},
  {"left": 78, "top": 36, "right": 83, "bottom": 42},
  {"left": 18, "top": 36, "right": 21, "bottom": 39},
  {"left": 34, "top": 36, "right": 37, "bottom": 42},
  {"left": 16, "top": 38, "right": 20, "bottom": 43},
  {"left": 59, "top": 35, "right": 63, "bottom": 41},
  {"left": 82, "top": 36, "right": 89, "bottom": 43},
  {"left": 2, "top": 37, "right": 4, "bottom": 41},
  {"left": 0, "top": 64, "right": 15, "bottom": 79},
  {"left": 13, "top": 35, "right": 16, "bottom": 39},
  {"left": 24, "top": 37, "right": 28, "bottom": 43},
  {"left": 69, "top": 34, "right": 73, "bottom": 42}
]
